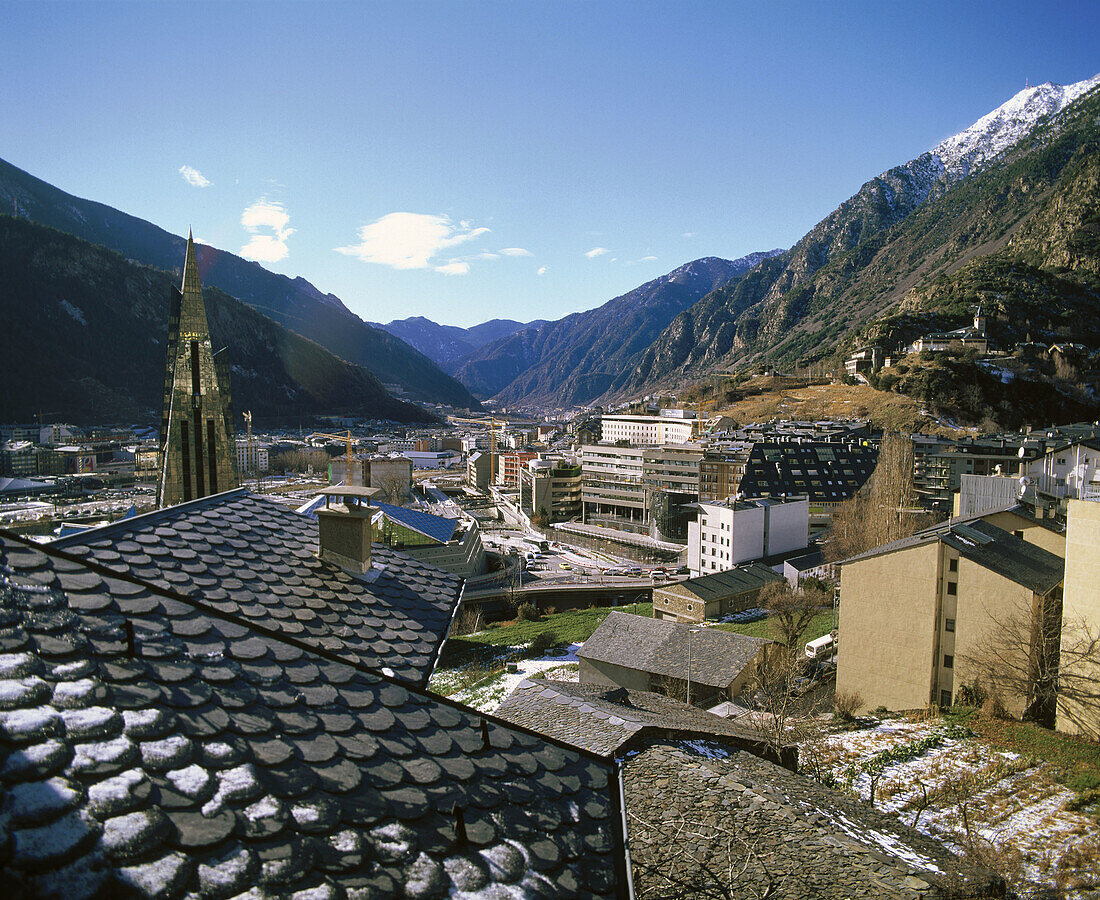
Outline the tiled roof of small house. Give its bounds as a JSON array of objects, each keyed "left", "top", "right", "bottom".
[
  {"left": 624, "top": 742, "right": 999, "bottom": 899},
  {"left": 666, "top": 564, "right": 784, "bottom": 602},
  {"left": 495, "top": 680, "right": 793, "bottom": 766},
  {"left": 0, "top": 533, "right": 626, "bottom": 898},
  {"left": 579, "top": 612, "right": 768, "bottom": 690},
  {"left": 53, "top": 490, "right": 461, "bottom": 687}
]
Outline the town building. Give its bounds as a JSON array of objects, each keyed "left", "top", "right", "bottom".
[
  {"left": 235, "top": 438, "right": 269, "bottom": 475},
  {"left": 370, "top": 499, "right": 486, "bottom": 578},
  {"left": 844, "top": 345, "right": 882, "bottom": 377},
  {"left": 519, "top": 458, "right": 582, "bottom": 523},
  {"left": 688, "top": 496, "right": 809, "bottom": 575},
  {"left": 578, "top": 610, "right": 771, "bottom": 706},
  {"left": 156, "top": 233, "right": 237, "bottom": 507},
  {"left": 652, "top": 564, "right": 785, "bottom": 623},
  {"left": 466, "top": 449, "right": 492, "bottom": 490},
  {"left": 499, "top": 449, "right": 539, "bottom": 487},
  {"left": 1057, "top": 499, "right": 1100, "bottom": 740},
  {"left": 1023, "top": 437, "right": 1100, "bottom": 501},
  {"left": 600, "top": 413, "right": 695, "bottom": 446},
  {"left": 836, "top": 519, "right": 1064, "bottom": 716}
]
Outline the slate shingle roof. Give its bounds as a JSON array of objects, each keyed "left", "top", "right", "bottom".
[
  {"left": 666, "top": 564, "right": 783, "bottom": 602},
  {"left": 53, "top": 490, "right": 460, "bottom": 687},
  {"left": 0, "top": 533, "right": 626, "bottom": 898},
  {"left": 579, "top": 612, "right": 768, "bottom": 690},
  {"left": 842, "top": 518, "right": 1064, "bottom": 595},
  {"left": 495, "top": 680, "right": 793, "bottom": 766},
  {"left": 624, "top": 742, "right": 999, "bottom": 899}
]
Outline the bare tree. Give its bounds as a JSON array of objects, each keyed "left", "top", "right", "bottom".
[
  {"left": 828, "top": 433, "right": 939, "bottom": 561},
  {"left": 375, "top": 472, "right": 410, "bottom": 505},
  {"left": 959, "top": 588, "right": 1100, "bottom": 729},
  {"left": 758, "top": 581, "right": 828, "bottom": 656}
]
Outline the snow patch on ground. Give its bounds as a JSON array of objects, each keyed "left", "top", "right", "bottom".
[{"left": 434, "top": 643, "right": 583, "bottom": 713}]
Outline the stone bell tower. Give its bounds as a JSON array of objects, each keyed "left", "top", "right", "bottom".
[{"left": 156, "top": 232, "right": 238, "bottom": 508}]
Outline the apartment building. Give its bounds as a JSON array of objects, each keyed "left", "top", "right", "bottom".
[
  {"left": 1024, "top": 438, "right": 1100, "bottom": 501},
  {"left": 600, "top": 414, "right": 695, "bottom": 446},
  {"left": 836, "top": 519, "right": 1064, "bottom": 716},
  {"left": 688, "top": 496, "right": 809, "bottom": 576},
  {"left": 1058, "top": 499, "right": 1100, "bottom": 739},
  {"left": 236, "top": 439, "right": 269, "bottom": 475},
  {"left": 520, "top": 459, "right": 583, "bottom": 523}
]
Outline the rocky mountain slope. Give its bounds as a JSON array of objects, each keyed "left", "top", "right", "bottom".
[
  {"left": 0, "top": 216, "right": 436, "bottom": 424},
  {"left": 370, "top": 316, "right": 547, "bottom": 371},
  {"left": 0, "top": 157, "right": 479, "bottom": 409},
  {"left": 454, "top": 253, "right": 781, "bottom": 407},
  {"left": 613, "top": 74, "right": 1100, "bottom": 399}
]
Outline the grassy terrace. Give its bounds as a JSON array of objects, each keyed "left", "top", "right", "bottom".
[{"left": 713, "top": 609, "right": 835, "bottom": 645}]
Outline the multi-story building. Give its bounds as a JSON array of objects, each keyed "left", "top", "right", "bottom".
[
  {"left": 236, "top": 439, "right": 270, "bottom": 475},
  {"left": 520, "top": 459, "right": 582, "bottom": 523},
  {"left": 1058, "top": 499, "right": 1100, "bottom": 739},
  {"left": 837, "top": 518, "right": 1064, "bottom": 716},
  {"left": 688, "top": 497, "right": 809, "bottom": 576},
  {"left": 600, "top": 414, "right": 695, "bottom": 446},
  {"left": 500, "top": 450, "right": 539, "bottom": 487},
  {"left": 466, "top": 451, "right": 493, "bottom": 490},
  {"left": 1024, "top": 438, "right": 1100, "bottom": 501},
  {"left": 581, "top": 444, "right": 646, "bottom": 531},
  {"left": 699, "top": 444, "right": 754, "bottom": 502}
]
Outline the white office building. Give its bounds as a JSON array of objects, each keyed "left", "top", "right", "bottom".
[{"left": 688, "top": 496, "right": 809, "bottom": 576}]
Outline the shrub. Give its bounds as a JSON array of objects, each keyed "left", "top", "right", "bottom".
[
  {"left": 980, "top": 693, "right": 1009, "bottom": 721},
  {"left": 529, "top": 630, "right": 559, "bottom": 657},
  {"left": 834, "top": 691, "right": 864, "bottom": 721},
  {"left": 957, "top": 681, "right": 986, "bottom": 707},
  {"left": 516, "top": 602, "right": 539, "bottom": 622}
]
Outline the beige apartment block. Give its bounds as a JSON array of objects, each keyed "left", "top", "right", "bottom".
[
  {"left": 1057, "top": 500, "right": 1100, "bottom": 739},
  {"left": 837, "top": 520, "right": 1063, "bottom": 716}
]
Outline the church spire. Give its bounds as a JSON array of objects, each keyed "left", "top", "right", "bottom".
[{"left": 156, "top": 234, "right": 238, "bottom": 508}]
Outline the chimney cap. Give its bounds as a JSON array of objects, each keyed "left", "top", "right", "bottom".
[{"left": 319, "top": 485, "right": 382, "bottom": 499}]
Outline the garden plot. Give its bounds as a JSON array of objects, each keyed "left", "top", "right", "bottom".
[
  {"left": 810, "top": 717, "right": 1100, "bottom": 894},
  {"left": 428, "top": 643, "right": 581, "bottom": 714}
]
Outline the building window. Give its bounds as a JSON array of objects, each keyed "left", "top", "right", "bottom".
[
  {"left": 948, "top": 558, "right": 958, "bottom": 573},
  {"left": 943, "top": 654, "right": 954, "bottom": 669},
  {"left": 1014, "top": 530, "right": 1024, "bottom": 539},
  {"left": 946, "top": 582, "right": 957, "bottom": 596},
  {"left": 945, "top": 618, "right": 956, "bottom": 633}
]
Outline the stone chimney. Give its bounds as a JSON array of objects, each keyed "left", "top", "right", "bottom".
[{"left": 316, "top": 486, "right": 381, "bottom": 575}]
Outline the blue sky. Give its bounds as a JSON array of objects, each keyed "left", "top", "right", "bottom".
[{"left": 2, "top": 1, "right": 1097, "bottom": 327}]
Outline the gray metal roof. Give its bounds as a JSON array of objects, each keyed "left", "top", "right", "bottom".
[
  {"left": 578, "top": 612, "right": 768, "bottom": 689},
  {"left": 53, "top": 489, "right": 463, "bottom": 687},
  {"left": 842, "top": 518, "right": 1064, "bottom": 595},
  {"left": 669, "top": 564, "right": 784, "bottom": 602},
  {"left": 0, "top": 533, "right": 625, "bottom": 898},
  {"left": 495, "top": 680, "right": 790, "bottom": 763}
]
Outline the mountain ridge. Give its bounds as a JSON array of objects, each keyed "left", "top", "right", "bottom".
[
  {"left": 454, "top": 253, "right": 782, "bottom": 408},
  {"left": 0, "top": 215, "right": 437, "bottom": 425},
  {"left": 369, "top": 316, "right": 548, "bottom": 371},
  {"left": 0, "top": 156, "right": 480, "bottom": 409},
  {"left": 610, "top": 73, "right": 1100, "bottom": 401}
]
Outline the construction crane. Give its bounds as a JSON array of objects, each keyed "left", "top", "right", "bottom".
[
  {"left": 311, "top": 430, "right": 359, "bottom": 484},
  {"left": 489, "top": 418, "right": 506, "bottom": 484}
]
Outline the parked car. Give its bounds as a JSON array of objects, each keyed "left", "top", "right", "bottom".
[
  {"left": 675, "top": 565, "right": 691, "bottom": 576},
  {"left": 626, "top": 566, "right": 643, "bottom": 577}
]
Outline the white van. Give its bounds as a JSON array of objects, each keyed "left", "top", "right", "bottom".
[{"left": 805, "top": 633, "right": 837, "bottom": 660}]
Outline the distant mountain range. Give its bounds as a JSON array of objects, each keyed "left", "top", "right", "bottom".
[
  {"left": 0, "top": 216, "right": 436, "bottom": 424},
  {"left": 453, "top": 254, "right": 782, "bottom": 407},
  {"left": 0, "top": 157, "right": 480, "bottom": 410},
  {"left": 370, "top": 316, "right": 548, "bottom": 371}
]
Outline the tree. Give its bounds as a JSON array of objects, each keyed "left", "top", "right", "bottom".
[
  {"left": 959, "top": 589, "right": 1100, "bottom": 729},
  {"left": 758, "top": 581, "right": 827, "bottom": 656},
  {"left": 827, "top": 433, "right": 939, "bottom": 561}
]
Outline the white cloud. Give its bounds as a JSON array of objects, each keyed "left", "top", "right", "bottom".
[
  {"left": 681, "top": 232, "right": 695, "bottom": 238},
  {"left": 537, "top": 266, "right": 548, "bottom": 276},
  {"left": 475, "top": 252, "right": 501, "bottom": 261},
  {"left": 179, "top": 165, "right": 211, "bottom": 188},
  {"left": 336, "top": 212, "right": 489, "bottom": 273},
  {"left": 499, "top": 247, "right": 533, "bottom": 257},
  {"left": 585, "top": 247, "right": 610, "bottom": 259},
  {"left": 435, "top": 261, "right": 470, "bottom": 276},
  {"left": 240, "top": 199, "right": 294, "bottom": 263}
]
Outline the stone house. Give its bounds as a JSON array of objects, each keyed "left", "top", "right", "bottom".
[
  {"left": 652, "top": 564, "right": 784, "bottom": 623},
  {"left": 579, "top": 611, "right": 771, "bottom": 705}
]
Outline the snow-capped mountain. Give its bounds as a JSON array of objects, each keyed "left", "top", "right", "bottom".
[{"left": 932, "top": 74, "right": 1100, "bottom": 179}]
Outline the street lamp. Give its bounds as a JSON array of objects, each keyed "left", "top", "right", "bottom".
[{"left": 686, "top": 626, "right": 700, "bottom": 706}]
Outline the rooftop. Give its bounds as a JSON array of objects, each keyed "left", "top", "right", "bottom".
[
  {"left": 579, "top": 611, "right": 768, "bottom": 689},
  {"left": 52, "top": 489, "right": 463, "bottom": 687},
  {"left": 0, "top": 532, "right": 625, "bottom": 897},
  {"left": 667, "top": 564, "right": 785, "bottom": 602}
]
